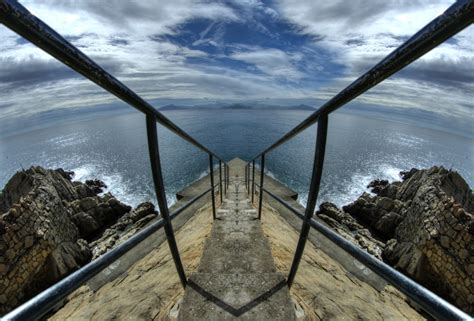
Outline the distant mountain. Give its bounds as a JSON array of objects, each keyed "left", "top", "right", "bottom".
[
  {"left": 159, "top": 104, "right": 188, "bottom": 111},
  {"left": 158, "top": 103, "right": 316, "bottom": 111},
  {"left": 227, "top": 103, "right": 253, "bottom": 109},
  {"left": 294, "top": 104, "right": 315, "bottom": 111}
]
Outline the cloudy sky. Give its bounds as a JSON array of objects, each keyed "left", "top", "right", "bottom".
[{"left": 0, "top": 0, "right": 472, "bottom": 135}]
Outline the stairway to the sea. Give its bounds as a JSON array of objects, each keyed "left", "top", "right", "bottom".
[{"left": 178, "top": 161, "right": 296, "bottom": 320}]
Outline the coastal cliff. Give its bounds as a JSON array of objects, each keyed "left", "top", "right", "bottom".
[
  {"left": 317, "top": 166, "right": 473, "bottom": 313},
  {"left": 0, "top": 165, "right": 472, "bottom": 316},
  {"left": 0, "top": 167, "right": 158, "bottom": 314}
]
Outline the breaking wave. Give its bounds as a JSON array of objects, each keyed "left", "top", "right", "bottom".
[
  {"left": 296, "top": 163, "right": 405, "bottom": 209},
  {"left": 71, "top": 164, "right": 154, "bottom": 207}
]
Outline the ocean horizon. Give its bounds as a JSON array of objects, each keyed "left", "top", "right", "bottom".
[{"left": 1, "top": 106, "right": 472, "bottom": 210}]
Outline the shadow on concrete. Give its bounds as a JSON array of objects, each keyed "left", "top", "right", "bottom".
[{"left": 187, "top": 279, "right": 287, "bottom": 317}]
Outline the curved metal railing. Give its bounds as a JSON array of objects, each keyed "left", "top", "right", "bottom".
[
  {"left": 1, "top": 0, "right": 473, "bottom": 320},
  {"left": 244, "top": 1, "right": 473, "bottom": 320},
  {"left": 0, "top": 0, "right": 229, "bottom": 319}
]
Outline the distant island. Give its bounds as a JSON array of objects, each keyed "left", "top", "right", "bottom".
[{"left": 158, "top": 103, "right": 316, "bottom": 111}]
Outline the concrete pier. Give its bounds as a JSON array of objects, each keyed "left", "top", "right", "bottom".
[
  {"left": 178, "top": 159, "right": 295, "bottom": 320},
  {"left": 49, "top": 158, "right": 423, "bottom": 320}
]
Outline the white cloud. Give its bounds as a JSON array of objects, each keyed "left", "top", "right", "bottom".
[
  {"left": 230, "top": 48, "right": 304, "bottom": 81},
  {"left": 0, "top": 0, "right": 472, "bottom": 130},
  {"left": 0, "top": 0, "right": 321, "bottom": 124},
  {"left": 276, "top": 0, "right": 474, "bottom": 118},
  {"left": 22, "top": 0, "right": 241, "bottom": 37}
]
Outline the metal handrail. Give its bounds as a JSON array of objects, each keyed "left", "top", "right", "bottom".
[
  {"left": 244, "top": 1, "right": 474, "bottom": 320},
  {"left": 254, "top": 182, "right": 471, "bottom": 321},
  {"left": 1, "top": 0, "right": 473, "bottom": 320},
  {"left": 0, "top": 0, "right": 224, "bottom": 162},
  {"left": 0, "top": 0, "right": 229, "bottom": 319},
  {"left": 1, "top": 186, "right": 213, "bottom": 321},
  {"left": 248, "top": 0, "right": 473, "bottom": 160}
]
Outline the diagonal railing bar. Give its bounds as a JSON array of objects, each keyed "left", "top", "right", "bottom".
[
  {"left": 245, "top": 165, "right": 248, "bottom": 191},
  {"left": 244, "top": 1, "right": 474, "bottom": 320},
  {"left": 1, "top": 185, "right": 214, "bottom": 321},
  {"left": 0, "top": 0, "right": 230, "bottom": 319},
  {"left": 0, "top": 0, "right": 224, "bottom": 162},
  {"left": 249, "top": 0, "right": 474, "bottom": 160},
  {"left": 248, "top": 164, "right": 250, "bottom": 192},
  {"left": 251, "top": 160, "right": 256, "bottom": 203},
  {"left": 225, "top": 164, "right": 228, "bottom": 194},
  {"left": 245, "top": 164, "right": 250, "bottom": 194},
  {"left": 255, "top": 182, "right": 472, "bottom": 321}
]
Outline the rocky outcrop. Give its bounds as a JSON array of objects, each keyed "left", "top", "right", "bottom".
[
  {"left": 316, "top": 166, "right": 473, "bottom": 313},
  {"left": 0, "top": 166, "right": 157, "bottom": 315},
  {"left": 316, "top": 202, "right": 385, "bottom": 259},
  {"left": 89, "top": 201, "right": 157, "bottom": 259}
]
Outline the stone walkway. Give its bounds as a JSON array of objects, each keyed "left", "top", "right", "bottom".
[{"left": 178, "top": 161, "right": 295, "bottom": 320}]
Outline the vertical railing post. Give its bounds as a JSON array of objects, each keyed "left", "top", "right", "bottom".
[
  {"left": 224, "top": 162, "right": 227, "bottom": 195},
  {"left": 226, "top": 164, "right": 229, "bottom": 191},
  {"left": 209, "top": 154, "right": 216, "bottom": 220},
  {"left": 245, "top": 165, "right": 248, "bottom": 192},
  {"left": 247, "top": 164, "right": 250, "bottom": 192},
  {"left": 145, "top": 115, "right": 187, "bottom": 288},
  {"left": 219, "top": 159, "right": 223, "bottom": 203},
  {"left": 223, "top": 163, "right": 227, "bottom": 195},
  {"left": 251, "top": 160, "right": 256, "bottom": 203},
  {"left": 287, "top": 114, "right": 328, "bottom": 288},
  {"left": 258, "top": 154, "right": 265, "bottom": 220}
]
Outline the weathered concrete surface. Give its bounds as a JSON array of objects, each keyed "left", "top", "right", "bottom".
[
  {"left": 178, "top": 159, "right": 295, "bottom": 320},
  {"left": 49, "top": 203, "right": 214, "bottom": 321},
  {"left": 45, "top": 158, "right": 426, "bottom": 320},
  {"left": 261, "top": 203, "right": 425, "bottom": 320},
  {"left": 86, "top": 170, "right": 222, "bottom": 291},
  {"left": 251, "top": 166, "right": 388, "bottom": 290}
]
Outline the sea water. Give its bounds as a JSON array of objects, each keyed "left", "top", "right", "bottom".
[{"left": 1, "top": 109, "right": 472, "bottom": 208}]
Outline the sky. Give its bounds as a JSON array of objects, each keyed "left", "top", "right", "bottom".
[{"left": 0, "top": 0, "right": 472, "bottom": 136}]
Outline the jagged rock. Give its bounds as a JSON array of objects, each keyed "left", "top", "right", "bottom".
[
  {"left": 318, "top": 166, "right": 473, "bottom": 314},
  {"left": 85, "top": 179, "right": 107, "bottom": 195},
  {"left": 0, "top": 167, "right": 90, "bottom": 314},
  {"left": 400, "top": 168, "right": 418, "bottom": 181},
  {"left": 384, "top": 167, "right": 473, "bottom": 312},
  {"left": 374, "top": 212, "right": 401, "bottom": 237},
  {"left": 89, "top": 202, "right": 158, "bottom": 259},
  {"left": 0, "top": 166, "right": 138, "bottom": 315},
  {"left": 68, "top": 195, "right": 131, "bottom": 241},
  {"left": 316, "top": 202, "right": 384, "bottom": 259},
  {"left": 343, "top": 193, "right": 389, "bottom": 235},
  {"left": 72, "top": 212, "right": 100, "bottom": 238},
  {"left": 367, "top": 179, "right": 389, "bottom": 194},
  {"left": 367, "top": 178, "right": 401, "bottom": 198}
]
